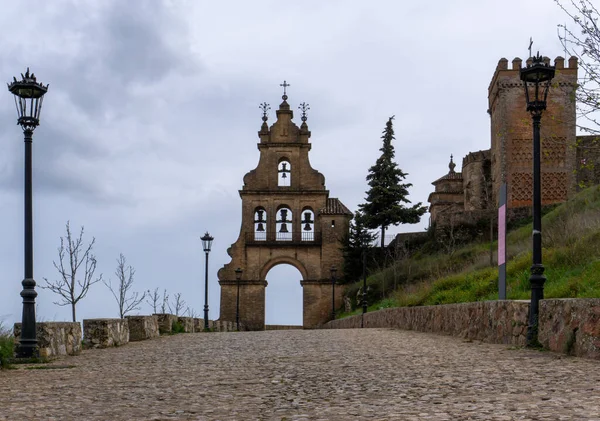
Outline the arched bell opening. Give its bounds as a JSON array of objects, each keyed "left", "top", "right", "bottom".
[
  {"left": 278, "top": 159, "right": 291, "bottom": 187},
  {"left": 254, "top": 207, "right": 267, "bottom": 241},
  {"left": 276, "top": 205, "right": 293, "bottom": 241},
  {"left": 301, "top": 208, "right": 315, "bottom": 241}
]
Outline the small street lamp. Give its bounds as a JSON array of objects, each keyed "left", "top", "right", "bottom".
[
  {"left": 362, "top": 248, "right": 368, "bottom": 328},
  {"left": 201, "top": 231, "right": 214, "bottom": 331},
  {"left": 235, "top": 267, "right": 243, "bottom": 331},
  {"left": 520, "top": 52, "right": 555, "bottom": 346},
  {"left": 330, "top": 265, "right": 337, "bottom": 320},
  {"left": 8, "top": 68, "right": 48, "bottom": 358}
]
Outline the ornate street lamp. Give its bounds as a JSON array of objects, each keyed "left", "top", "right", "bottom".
[
  {"left": 520, "top": 52, "right": 555, "bottom": 346},
  {"left": 8, "top": 68, "right": 48, "bottom": 358},
  {"left": 330, "top": 265, "right": 337, "bottom": 321},
  {"left": 201, "top": 231, "right": 214, "bottom": 330},
  {"left": 235, "top": 267, "right": 243, "bottom": 331}
]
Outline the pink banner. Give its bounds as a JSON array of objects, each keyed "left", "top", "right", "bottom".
[{"left": 498, "top": 204, "right": 506, "bottom": 266}]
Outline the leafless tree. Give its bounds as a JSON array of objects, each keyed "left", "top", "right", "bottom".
[
  {"left": 186, "top": 307, "right": 198, "bottom": 318},
  {"left": 41, "top": 221, "right": 102, "bottom": 322},
  {"left": 169, "top": 293, "right": 186, "bottom": 316},
  {"left": 557, "top": 0, "right": 600, "bottom": 134},
  {"left": 146, "top": 287, "right": 161, "bottom": 314},
  {"left": 160, "top": 289, "right": 169, "bottom": 314},
  {"left": 104, "top": 254, "right": 146, "bottom": 319}
]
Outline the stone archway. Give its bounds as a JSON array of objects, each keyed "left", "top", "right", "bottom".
[
  {"left": 217, "top": 88, "right": 352, "bottom": 330},
  {"left": 264, "top": 262, "right": 304, "bottom": 326}
]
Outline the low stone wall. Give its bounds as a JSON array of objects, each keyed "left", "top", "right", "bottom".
[
  {"left": 539, "top": 298, "right": 600, "bottom": 359},
  {"left": 83, "top": 319, "right": 129, "bottom": 349},
  {"left": 126, "top": 315, "right": 159, "bottom": 341},
  {"left": 194, "top": 318, "right": 205, "bottom": 332},
  {"left": 13, "top": 322, "right": 82, "bottom": 358},
  {"left": 177, "top": 317, "right": 194, "bottom": 333},
  {"left": 324, "top": 301, "right": 529, "bottom": 346},
  {"left": 154, "top": 314, "right": 176, "bottom": 334},
  {"left": 265, "top": 325, "right": 303, "bottom": 330}
]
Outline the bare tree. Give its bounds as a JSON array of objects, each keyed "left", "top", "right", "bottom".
[
  {"left": 186, "top": 307, "right": 198, "bottom": 318},
  {"left": 104, "top": 254, "right": 146, "bottom": 319},
  {"left": 146, "top": 287, "right": 161, "bottom": 314},
  {"left": 170, "top": 293, "right": 186, "bottom": 316},
  {"left": 160, "top": 289, "right": 169, "bottom": 314},
  {"left": 42, "top": 221, "right": 102, "bottom": 322},
  {"left": 557, "top": 0, "right": 600, "bottom": 134}
]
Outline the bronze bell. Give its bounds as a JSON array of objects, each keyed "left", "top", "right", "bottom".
[
  {"left": 279, "top": 223, "right": 289, "bottom": 233},
  {"left": 256, "top": 223, "right": 265, "bottom": 232}
]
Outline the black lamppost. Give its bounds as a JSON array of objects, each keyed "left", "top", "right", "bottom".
[
  {"left": 235, "top": 267, "right": 242, "bottom": 331},
  {"left": 330, "top": 265, "right": 337, "bottom": 320},
  {"left": 201, "top": 232, "right": 214, "bottom": 330},
  {"left": 520, "top": 53, "right": 555, "bottom": 346},
  {"left": 8, "top": 69, "right": 48, "bottom": 358}
]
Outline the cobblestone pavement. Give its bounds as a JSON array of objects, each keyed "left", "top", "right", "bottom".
[{"left": 1, "top": 328, "right": 600, "bottom": 421}]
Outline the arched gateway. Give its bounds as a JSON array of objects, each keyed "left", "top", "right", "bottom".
[{"left": 218, "top": 88, "right": 352, "bottom": 330}]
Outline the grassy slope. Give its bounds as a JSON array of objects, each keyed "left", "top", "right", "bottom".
[{"left": 340, "top": 185, "right": 600, "bottom": 316}]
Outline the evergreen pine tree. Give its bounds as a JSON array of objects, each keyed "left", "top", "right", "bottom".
[
  {"left": 360, "top": 116, "right": 427, "bottom": 248},
  {"left": 342, "top": 210, "right": 375, "bottom": 282}
]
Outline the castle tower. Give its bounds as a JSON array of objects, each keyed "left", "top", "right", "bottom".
[
  {"left": 217, "top": 86, "right": 352, "bottom": 330},
  {"left": 488, "top": 56, "right": 578, "bottom": 208}
]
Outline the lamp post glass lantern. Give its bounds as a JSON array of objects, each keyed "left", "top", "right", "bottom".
[
  {"left": 235, "top": 267, "right": 242, "bottom": 331},
  {"left": 330, "top": 265, "right": 337, "bottom": 321},
  {"left": 520, "top": 52, "right": 555, "bottom": 346},
  {"left": 8, "top": 68, "right": 48, "bottom": 358},
  {"left": 201, "top": 231, "right": 214, "bottom": 330}
]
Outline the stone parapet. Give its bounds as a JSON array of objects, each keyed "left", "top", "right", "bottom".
[
  {"left": 324, "top": 301, "right": 529, "bottom": 346},
  {"left": 539, "top": 298, "right": 600, "bottom": 359},
  {"left": 83, "top": 319, "right": 129, "bottom": 349},
  {"left": 13, "top": 322, "right": 82, "bottom": 358},
  {"left": 177, "top": 317, "right": 194, "bottom": 333},
  {"left": 153, "top": 314, "right": 176, "bottom": 334},
  {"left": 125, "top": 315, "right": 159, "bottom": 341}
]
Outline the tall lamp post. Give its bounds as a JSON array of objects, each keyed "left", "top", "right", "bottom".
[
  {"left": 8, "top": 69, "right": 48, "bottom": 358},
  {"left": 520, "top": 53, "right": 555, "bottom": 346},
  {"left": 235, "top": 267, "right": 242, "bottom": 331},
  {"left": 361, "top": 248, "right": 368, "bottom": 328},
  {"left": 201, "top": 232, "right": 214, "bottom": 331},
  {"left": 330, "top": 265, "right": 337, "bottom": 321}
]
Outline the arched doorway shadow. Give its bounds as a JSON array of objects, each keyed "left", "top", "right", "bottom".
[{"left": 265, "top": 264, "right": 303, "bottom": 326}]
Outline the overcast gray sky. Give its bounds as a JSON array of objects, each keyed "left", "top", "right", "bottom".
[{"left": 1, "top": 0, "right": 572, "bottom": 326}]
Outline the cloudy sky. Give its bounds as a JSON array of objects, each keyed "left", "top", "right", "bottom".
[{"left": 0, "top": 0, "right": 575, "bottom": 326}]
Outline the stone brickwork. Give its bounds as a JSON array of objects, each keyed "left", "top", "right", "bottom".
[
  {"left": 539, "top": 298, "right": 600, "bottom": 359},
  {"left": 83, "top": 319, "right": 129, "bottom": 349},
  {"left": 13, "top": 322, "right": 82, "bottom": 358},
  {"left": 218, "top": 91, "right": 351, "bottom": 330},
  {"left": 324, "top": 301, "right": 529, "bottom": 346},
  {"left": 154, "top": 313, "right": 176, "bottom": 334},
  {"left": 176, "top": 317, "right": 194, "bottom": 333},
  {"left": 125, "top": 315, "right": 159, "bottom": 341}
]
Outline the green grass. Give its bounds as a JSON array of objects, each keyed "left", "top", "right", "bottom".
[
  {"left": 342, "top": 185, "right": 600, "bottom": 314},
  {"left": 0, "top": 322, "right": 14, "bottom": 369}
]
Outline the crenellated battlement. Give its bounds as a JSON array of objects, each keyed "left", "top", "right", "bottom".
[{"left": 462, "top": 150, "right": 490, "bottom": 168}]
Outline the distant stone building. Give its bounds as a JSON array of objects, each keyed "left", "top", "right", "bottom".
[{"left": 428, "top": 55, "right": 600, "bottom": 227}]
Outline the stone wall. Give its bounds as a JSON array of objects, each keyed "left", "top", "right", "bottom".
[
  {"left": 13, "top": 322, "right": 82, "bottom": 358},
  {"left": 126, "top": 316, "right": 159, "bottom": 342},
  {"left": 324, "top": 301, "right": 529, "bottom": 346},
  {"left": 539, "top": 299, "right": 600, "bottom": 359},
  {"left": 83, "top": 319, "right": 129, "bottom": 349},
  {"left": 177, "top": 317, "right": 194, "bottom": 333},
  {"left": 154, "top": 313, "right": 176, "bottom": 334}
]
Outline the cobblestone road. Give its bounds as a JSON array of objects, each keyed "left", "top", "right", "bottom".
[{"left": 1, "top": 329, "right": 599, "bottom": 420}]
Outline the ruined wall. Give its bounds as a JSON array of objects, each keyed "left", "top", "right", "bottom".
[
  {"left": 13, "top": 322, "right": 82, "bottom": 358},
  {"left": 462, "top": 150, "right": 491, "bottom": 211}
]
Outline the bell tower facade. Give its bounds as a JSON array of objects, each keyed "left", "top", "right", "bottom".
[{"left": 218, "top": 87, "right": 352, "bottom": 330}]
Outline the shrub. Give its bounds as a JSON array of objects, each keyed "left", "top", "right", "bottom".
[{"left": 0, "top": 321, "right": 14, "bottom": 369}]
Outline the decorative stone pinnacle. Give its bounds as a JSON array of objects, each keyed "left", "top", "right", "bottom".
[
  {"left": 259, "top": 102, "right": 271, "bottom": 122},
  {"left": 280, "top": 80, "right": 290, "bottom": 101},
  {"left": 449, "top": 154, "right": 456, "bottom": 173},
  {"left": 299, "top": 102, "right": 310, "bottom": 122}
]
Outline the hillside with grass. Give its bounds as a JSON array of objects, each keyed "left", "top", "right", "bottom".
[{"left": 341, "top": 185, "right": 600, "bottom": 317}]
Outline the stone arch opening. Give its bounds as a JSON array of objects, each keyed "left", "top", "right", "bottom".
[
  {"left": 275, "top": 205, "right": 293, "bottom": 241},
  {"left": 278, "top": 158, "right": 291, "bottom": 186},
  {"left": 265, "top": 263, "right": 303, "bottom": 326}
]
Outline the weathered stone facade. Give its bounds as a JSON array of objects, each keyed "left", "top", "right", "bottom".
[
  {"left": 428, "top": 55, "right": 582, "bottom": 227},
  {"left": 218, "top": 92, "right": 351, "bottom": 330},
  {"left": 13, "top": 322, "right": 82, "bottom": 358},
  {"left": 126, "top": 315, "right": 159, "bottom": 341},
  {"left": 83, "top": 318, "right": 129, "bottom": 349}
]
